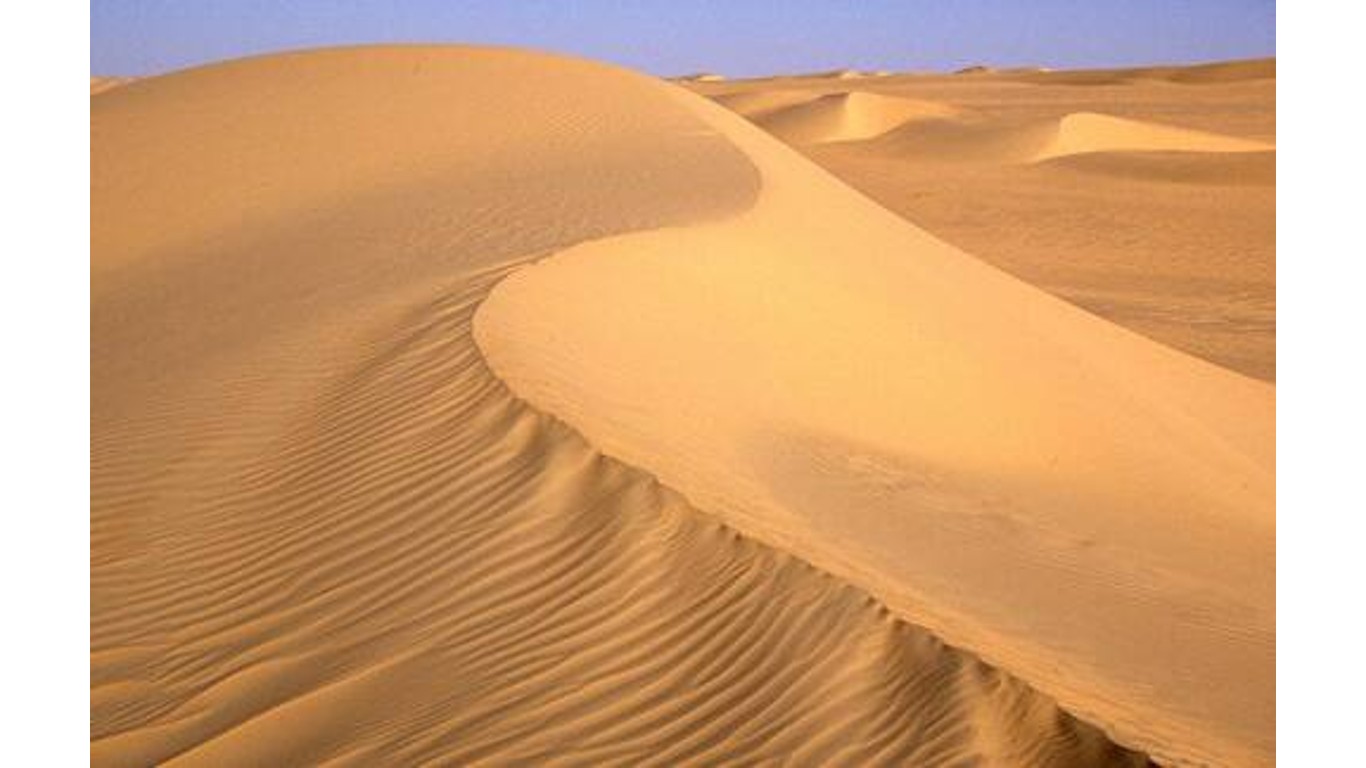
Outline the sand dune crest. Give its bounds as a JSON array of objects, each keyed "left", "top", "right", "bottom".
[
  {"left": 92, "top": 45, "right": 1155, "bottom": 766},
  {"left": 479, "top": 60, "right": 1275, "bottom": 766}
]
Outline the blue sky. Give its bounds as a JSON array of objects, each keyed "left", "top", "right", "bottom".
[{"left": 92, "top": 1, "right": 1276, "bottom": 77}]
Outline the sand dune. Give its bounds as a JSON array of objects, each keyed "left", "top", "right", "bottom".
[
  {"left": 1157, "top": 57, "right": 1276, "bottom": 83},
  {"left": 1051, "top": 149, "right": 1276, "bottom": 185},
  {"left": 1014, "top": 57, "right": 1276, "bottom": 86},
  {"left": 813, "top": 69, "right": 865, "bottom": 80},
  {"left": 672, "top": 71, "right": 725, "bottom": 82},
  {"left": 1034, "top": 112, "right": 1271, "bottom": 161},
  {"left": 92, "top": 46, "right": 1161, "bottom": 766},
  {"left": 91, "top": 76, "right": 133, "bottom": 95},
  {"left": 739, "top": 91, "right": 959, "bottom": 145},
  {"left": 686, "top": 60, "right": 1275, "bottom": 380},
  {"left": 710, "top": 76, "right": 1270, "bottom": 160},
  {"left": 479, "top": 72, "right": 1274, "bottom": 767},
  {"left": 855, "top": 111, "right": 1270, "bottom": 163},
  {"left": 710, "top": 88, "right": 815, "bottom": 117}
]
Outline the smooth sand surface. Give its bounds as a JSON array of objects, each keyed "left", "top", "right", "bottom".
[
  {"left": 685, "top": 59, "right": 1276, "bottom": 380},
  {"left": 93, "top": 46, "right": 1165, "bottom": 767},
  {"left": 749, "top": 91, "right": 960, "bottom": 145}
]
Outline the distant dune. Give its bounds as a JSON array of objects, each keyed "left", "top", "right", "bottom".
[
  {"left": 672, "top": 71, "right": 725, "bottom": 82},
  {"left": 715, "top": 88, "right": 1269, "bottom": 160},
  {"left": 690, "top": 58, "right": 1276, "bottom": 380},
  {"left": 745, "top": 91, "right": 959, "bottom": 144},
  {"left": 861, "top": 111, "right": 1272, "bottom": 164},
  {"left": 805, "top": 68, "right": 865, "bottom": 80},
  {"left": 1011, "top": 56, "right": 1275, "bottom": 86},
  {"left": 710, "top": 88, "right": 815, "bottom": 116},
  {"left": 1035, "top": 111, "right": 1271, "bottom": 160},
  {"left": 90, "top": 76, "right": 133, "bottom": 95}
]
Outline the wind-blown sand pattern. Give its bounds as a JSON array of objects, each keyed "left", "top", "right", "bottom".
[{"left": 93, "top": 46, "right": 1269, "bottom": 766}]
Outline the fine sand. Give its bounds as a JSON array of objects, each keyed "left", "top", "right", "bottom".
[
  {"left": 684, "top": 59, "right": 1276, "bottom": 380},
  {"left": 93, "top": 47, "right": 1271, "bottom": 766}
]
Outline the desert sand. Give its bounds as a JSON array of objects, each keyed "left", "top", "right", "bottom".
[
  {"left": 93, "top": 47, "right": 1271, "bottom": 766},
  {"left": 90, "top": 76, "right": 134, "bottom": 95},
  {"left": 683, "top": 59, "right": 1276, "bottom": 380}
]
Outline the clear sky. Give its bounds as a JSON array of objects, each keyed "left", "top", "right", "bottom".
[{"left": 92, "top": 0, "right": 1276, "bottom": 78}]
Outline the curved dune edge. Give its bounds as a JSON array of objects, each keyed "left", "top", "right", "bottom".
[
  {"left": 92, "top": 46, "right": 1152, "bottom": 766},
  {"left": 750, "top": 91, "right": 960, "bottom": 145},
  {"left": 476, "top": 56, "right": 1274, "bottom": 768},
  {"left": 1034, "top": 112, "right": 1272, "bottom": 161}
]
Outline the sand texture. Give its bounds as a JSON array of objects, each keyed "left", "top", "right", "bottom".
[
  {"left": 686, "top": 59, "right": 1275, "bottom": 380},
  {"left": 93, "top": 46, "right": 1271, "bottom": 766}
]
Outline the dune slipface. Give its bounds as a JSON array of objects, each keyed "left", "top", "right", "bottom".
[{"left": 92, "top": 46, "right": 1155, "bottom": 766}]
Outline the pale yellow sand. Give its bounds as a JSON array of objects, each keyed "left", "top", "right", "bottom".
[
  {"left": 93, "top": 46, "right": 1160, "bottom": 767},
  {"left": 481, "top": 66, "right": 1274, "bottom": 766},
  {"left": 686, "top": 59, "right": 1276, "bottom": 380}
]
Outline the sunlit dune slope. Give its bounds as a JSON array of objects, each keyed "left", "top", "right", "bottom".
[
  {"left": 92, "top": 46, "right": 1152, "bottom": 767},
  {"left": 686, "top": 61, "right": 1276, "bottom": 380},
  {"left": 1034, "top": 112, "right": 1270, "bottom": 161},
  {"left": 478, "top": 64, "right": 1275, "bottom": 767}
]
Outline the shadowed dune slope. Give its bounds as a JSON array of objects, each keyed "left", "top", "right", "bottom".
[
  {"left": 92, "top": 46, "right": 1151, "bottom": 766},
  {"left": 711, "top": 88, "right": 816, "bottom": 117}
]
